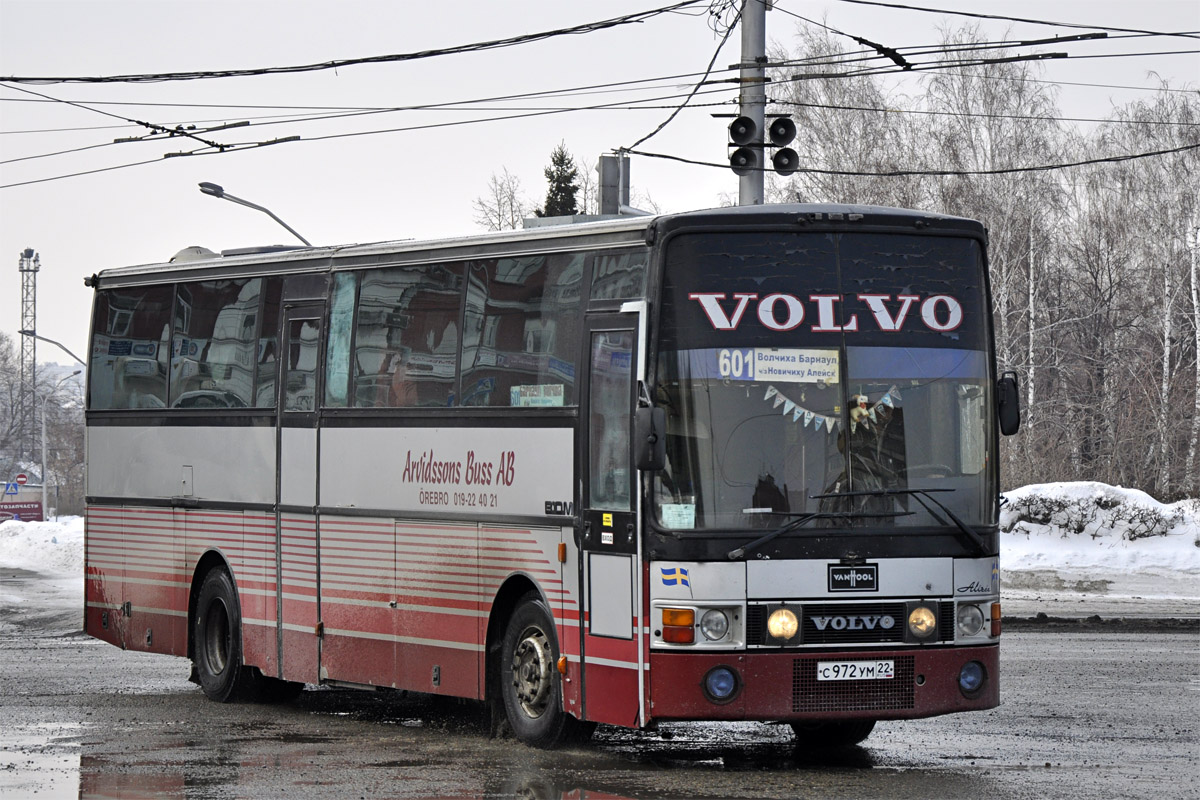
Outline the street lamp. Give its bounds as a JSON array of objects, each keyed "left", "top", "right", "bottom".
[
  {"left": 198, "top": 182, "right": 312, "bottom": 246},
  {"left": 43, "top": 371, "right": 81, "bottom": 521},
  {"left": 18, "top": 330, "right": 86, "bottom": 367}
]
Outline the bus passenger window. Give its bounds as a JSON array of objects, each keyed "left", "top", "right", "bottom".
[
  {"left": 324, "top": 272, "right": 356, "bottom": 408},
  {"left": 353, "top": 263, "right": 462, "bottom": 408},
  {"left": 88, "top": 285, "right": 173, "bottom": 410},
  {"left": 590, "top": 249, "right": 648, "bottom": 302},
  {"left": 254, "top": 278, "right": 282, "bottom": 407},
  {"left": 461, "top": 253, "right": 582, "bottom": 407},
  {"left": 168, "top": 278, "right": 262, "bottom": 408}
]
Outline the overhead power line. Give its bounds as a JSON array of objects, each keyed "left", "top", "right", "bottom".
[
  {"left": 626, "top": 2, "right": 741, "bottom": 149},
  {"left": 626, "top": 142, "right": 1200, "bottom": 177},
  {"left": 0, "top": 1, "right": 710, "bottom": 84},
  {"left": 823, "top": 0, "right": 1200, "bottom": 39}
]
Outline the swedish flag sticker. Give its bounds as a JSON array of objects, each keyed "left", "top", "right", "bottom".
[{"left": 660, "top": 567, "right": 690, "bottom": 587}]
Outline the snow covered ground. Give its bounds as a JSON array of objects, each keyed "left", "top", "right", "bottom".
[{"left": 1, "top": 481, "right": 1197, "bottom": 626}]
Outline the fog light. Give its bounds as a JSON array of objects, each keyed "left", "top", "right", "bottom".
[
  {"left": 908, "top": 606, "right": 937, "bottom": 638},
  {"left": 957, "top": 604, "right": 985, "bottom": 637},
  {"left": 700, "top": 609, "right": 729, "bottom": 641},
  {"left": 702, "top": 666, "right": 740, "bottom": 703},
  {"left": 767, "top": 608, "right": 799, "bottom": 640},
  {"left": 959, "top": 660, "right": 985, "bottom": 695}
]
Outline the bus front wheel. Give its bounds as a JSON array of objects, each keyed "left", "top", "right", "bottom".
[
  {"left": 193, "top": 568, "right": 259, "bottom": 702},
  {"left": 500, "top": 592, "right": 592, "bottom": 748}
]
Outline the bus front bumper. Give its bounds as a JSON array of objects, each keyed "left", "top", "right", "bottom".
[{"left": 647, "top": 644, "right": 998, "bottom": 722}]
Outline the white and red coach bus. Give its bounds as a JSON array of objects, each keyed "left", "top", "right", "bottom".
[{"left": 83, "top": 203, "right": 1020, "bottom": 748}]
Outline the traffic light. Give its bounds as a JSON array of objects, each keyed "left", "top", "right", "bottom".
[{"left": 729, "top": 115, "right": 798, "bottom": 176}]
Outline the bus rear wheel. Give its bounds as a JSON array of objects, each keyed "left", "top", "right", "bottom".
[
  {"left": 193, "top": 568, "right": 260, "bottom": 702},
  {"left": 500, "top": 592, "right": 593, "bottom": 748},
  {"left": 791, "top": 719, "right": 876, "bottom": 748}
]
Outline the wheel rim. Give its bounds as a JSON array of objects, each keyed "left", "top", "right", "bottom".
[
  {"left": 203, "top": 597, "right": 231, "bottom": 674},
  {"left": 510, "top": 624, "right": 553, "bottom": 719}
]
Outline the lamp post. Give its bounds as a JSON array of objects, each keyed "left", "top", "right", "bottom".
[
  {"left": 42, "top": 371, "right": 81, "bottom": 521},
  {"left": 198, "top": 182, "right": 312, "bottom": 246},
  {"left": 17, "top": 330, "right": 86, "bottom": 367}
]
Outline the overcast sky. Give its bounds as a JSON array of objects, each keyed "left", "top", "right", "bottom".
[{"left": 2, "top": 0, "right": 1197, "bottom": 365}]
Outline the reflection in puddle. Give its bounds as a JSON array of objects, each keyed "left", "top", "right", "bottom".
[{"left": 0, "top": 722, "right": 83, "bottom": 799}]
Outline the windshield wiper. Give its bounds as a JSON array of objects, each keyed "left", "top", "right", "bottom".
[
  {"left": 810, "top": 487, "right": 989, "bottom": 556},
  {"left": 726, "top": 509, "right": 912, "bottom": 560}
]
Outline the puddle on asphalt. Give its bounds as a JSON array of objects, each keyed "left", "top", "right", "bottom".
[{"left": 0, "top": 722, "right": 84, "bottom": 798}]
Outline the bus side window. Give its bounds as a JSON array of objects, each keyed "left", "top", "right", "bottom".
[
  {"left": 461, "top": 252, "right": 582, "bottom": 407},
  {"left": 168, "top": 278, "right": 261, "bottom": 409},
  {"left": 324, "top": 272, "right": 357, "bottom": 408},
  {"left": 88, "top": 285, "right": 173, "bottom": 410},
  {"left": 590, "top": 249, "right": 648, "bottom": 302},
  {"left": 352, "top": 263, "right": 462, "bottom": 408},
  {"left": 254, "top": 278, "right": 282, "bottom": 408}
]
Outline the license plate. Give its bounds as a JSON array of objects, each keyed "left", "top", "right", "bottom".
[{"left": 816, "top": 660, "right": 895, "bottom": 681}]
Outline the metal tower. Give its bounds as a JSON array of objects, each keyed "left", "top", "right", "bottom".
[{"left": 18, "top": 248, "right": 38, "bottom": 464}]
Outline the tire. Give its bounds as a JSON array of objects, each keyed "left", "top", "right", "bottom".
[
  {"left": 193, "top": 568, "right": 260, "bottom": 702},
  {"left": 500, "top": 592, "right": 592, "bottom": 748},
  {"left": 791, "top": 719, "right": 876, "bottom": 748}
]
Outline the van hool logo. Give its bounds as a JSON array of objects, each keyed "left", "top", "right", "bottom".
[{"left": 828, "top": 564, "right": 878, "bottom": 592}]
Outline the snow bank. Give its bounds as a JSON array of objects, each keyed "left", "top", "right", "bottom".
[
  {"left": 999, "top": 482, "right": 1199, "bottom": 608},
  {"left": 0, "top": 516, "right": 85, "bottom": 576},
  {"left": 1000, "top": 482, "right": 1200, "bottom": 573}
]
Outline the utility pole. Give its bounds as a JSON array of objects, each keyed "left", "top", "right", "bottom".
[
  {"left": 17, "top": 248, "right": 39, "bottom": 465},
  {"left": 738, "top": 0, "right": 768, "bottom": 206}
]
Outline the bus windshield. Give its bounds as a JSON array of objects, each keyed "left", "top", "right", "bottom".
[{"left": 652, "top": 230, "right": 996, "bottom": 532}]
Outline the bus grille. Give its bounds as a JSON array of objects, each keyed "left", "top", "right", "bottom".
[
  {"left": 802, "top": 602, "right": 906, "bottom": 645},
  {"left": 792, "top": 655, "right": 915, "bottom": 712},
  {"left": 746, "top": 602, "right": 956, "bottom": 645}
]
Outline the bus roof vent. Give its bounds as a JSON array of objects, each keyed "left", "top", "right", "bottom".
[{"left": 169, "top": 246, "right": 218, "bottom": 263}]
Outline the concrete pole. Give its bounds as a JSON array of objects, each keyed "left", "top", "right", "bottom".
[{"left": 738, "top": 0, "right": 767, "bottom": 206}]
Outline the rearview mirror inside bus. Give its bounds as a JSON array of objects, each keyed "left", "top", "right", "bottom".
[{"left": 635, "top": 406, "right": 667, "bottom": 471}]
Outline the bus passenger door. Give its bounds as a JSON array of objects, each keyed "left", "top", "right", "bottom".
[
  {"left": 276, "top": 300, "right": 324, "bottom": 684},
  {"left": 578, "top": 319, "right": 643, "bottom": 727}
]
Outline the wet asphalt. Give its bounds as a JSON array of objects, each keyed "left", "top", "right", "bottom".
[{"left": 0, "top": 567, "right": 1196, "bottom": 799}]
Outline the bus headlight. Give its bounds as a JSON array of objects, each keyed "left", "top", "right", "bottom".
[
  {"left": 907, "top": 605, "right": 937, "bottom": 639},
  {"left": 700, "top": 609, "right": 729, "bottom": 641},
  {"left": 767, "top": 608, "right": 799, "bottom": 640},
  {"left": 957, "top": 604, "right": 985, "bottom": 637}
]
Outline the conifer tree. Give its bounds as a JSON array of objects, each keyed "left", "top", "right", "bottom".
[{"left": 534, "top": 142, "right": 580, "bottom": 217}]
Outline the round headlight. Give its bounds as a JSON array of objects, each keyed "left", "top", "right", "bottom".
[
  {"left": 702, "top": 666, "right": 740, "bottom": 703},
  {"left": 959, "top": 660, "right": 986, "bottom": 695},
  {"left": 957, "top": 604, "right": 985, "bottom": 637},
  {"left": 767, "top": 608, "right": 799, "bottom": 639},
  {"left": 700, "top": 609, "right": 729, "bottom": 641},
  {"left": 908, "top": 606, "right": 937, "bottom": 638}
]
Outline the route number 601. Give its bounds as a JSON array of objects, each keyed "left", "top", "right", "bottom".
[{"left": 718, "top": 348, "right": 755, "bottom": 379}]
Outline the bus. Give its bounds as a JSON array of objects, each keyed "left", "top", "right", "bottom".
[{"left": 83, "top": 203, "right": 1020, "bottom": 748}]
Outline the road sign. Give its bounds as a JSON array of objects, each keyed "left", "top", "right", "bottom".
[
  {"left": 3, "top": 483, "right": 16, "bottom": 496},
  {"left": 15, "top": 473, "right": 27, "bottom": 485}
]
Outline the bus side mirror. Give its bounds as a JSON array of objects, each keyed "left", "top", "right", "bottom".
[
  {"left": 635, "top": 406, "right": 667, "bottom": 471},
  {"left": 997, "top": 371, "right": 1021, "bottom": 436}
]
